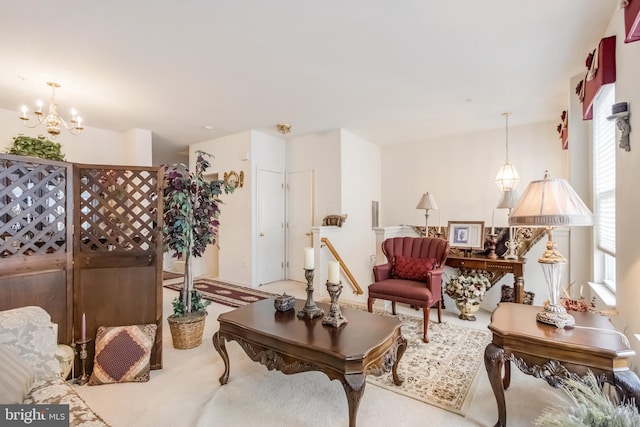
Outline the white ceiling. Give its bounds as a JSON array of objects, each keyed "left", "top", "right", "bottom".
[{"left": 0, "top": 1, "right": 618, "bottom": 165}]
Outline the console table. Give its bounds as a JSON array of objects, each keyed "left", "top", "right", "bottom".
[
  {"left": 485, "top": 303, "right": 640, "bottom": 427},
  {"left": 445, "top": 255, "right": 526, "bottom": 303}
]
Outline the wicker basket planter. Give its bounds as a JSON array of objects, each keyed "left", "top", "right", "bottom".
[{"left": 167, "top": 311, "right": 207, "bottom": 349}]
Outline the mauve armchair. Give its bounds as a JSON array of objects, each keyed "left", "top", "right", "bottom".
[{"left": 367, "top": 237, "right": 450, "bottom": 343}]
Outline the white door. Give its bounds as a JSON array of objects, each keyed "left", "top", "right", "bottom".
[
  {"left": 286, "top": 170, "right": 314, "bottom": 282},
  {"left": 257, "top": 169, "right": 285, "bottom": 285}
]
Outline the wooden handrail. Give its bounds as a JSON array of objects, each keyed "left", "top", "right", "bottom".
[{"left": 320, "top": 237, "right": 363, "bottom": 295}]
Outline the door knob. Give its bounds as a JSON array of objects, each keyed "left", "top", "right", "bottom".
[
  {"left": 259, "top": 233, "right": 265, "bottom": 237},
  {"left": 305, "top": 232, "right": 311, "bottom": 236}
]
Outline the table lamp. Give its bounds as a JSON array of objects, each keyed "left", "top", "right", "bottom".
[
  {"left": 496, "top": 189, "right": 520, "bottom": 260},
  {"left": 416, "top": 192, "right": 438, "bottom": 234},
  {"left": 509, "top": 172, "right": 593, "bottom": 328}
]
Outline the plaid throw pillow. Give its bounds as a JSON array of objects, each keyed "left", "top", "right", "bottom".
[
  {"left": 392, "top": 255, "right": 437, "bottom": 281},
  {"left": 88, "top": 324, "right": 157, "bottom": 386}
]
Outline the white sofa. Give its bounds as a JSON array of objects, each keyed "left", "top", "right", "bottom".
[{"left": 0, "top": 306, "right": 109, "bottom": 427}]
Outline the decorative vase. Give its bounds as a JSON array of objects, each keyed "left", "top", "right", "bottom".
[{"left": 456, "top": 300, "right": 480, "bottom": 321}]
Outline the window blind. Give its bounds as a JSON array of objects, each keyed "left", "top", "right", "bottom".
[{"left": 593, "top": 84, "right": 616, "bottom": 256}]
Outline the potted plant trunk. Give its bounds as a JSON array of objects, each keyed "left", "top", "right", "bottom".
[{"left": 163, "top": 151, "right": 233, "bottom": 349}]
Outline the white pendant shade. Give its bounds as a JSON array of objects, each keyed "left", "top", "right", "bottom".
[
  {"left": 495, "top": 112, "right": 519, "bottom": 192},
  {"left": 495, "top": 163, "right": 520, "bottom": 192}
]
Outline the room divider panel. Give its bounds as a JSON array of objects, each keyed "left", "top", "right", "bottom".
[
  {"left": 0, "top": 154, "right": 163, "bottom": 371},
  {"left": 73, "top": 164, "right": 163, "bottom": 371},
  {"left": 0, "top": 154, "right": 73, "bottom": 343}
]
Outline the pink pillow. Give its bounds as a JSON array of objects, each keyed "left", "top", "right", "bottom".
[{"left": 392, "top": 255, "right": 437, "bottom": 281}]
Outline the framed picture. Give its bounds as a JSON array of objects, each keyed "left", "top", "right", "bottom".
[{"left": 447, "top": 221, "right": 485, "bottom": 250}]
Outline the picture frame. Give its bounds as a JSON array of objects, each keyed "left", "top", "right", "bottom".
[{"left": 447, "top": 221, "right": 485, "bottom": 250}]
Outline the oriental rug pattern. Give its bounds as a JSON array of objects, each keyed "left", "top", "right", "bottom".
[
  {"left": 346, "top": 303, "right": 491, "bottom": 416},
  {"left": 164, "top": 278, "right": 277, "bottom": 308}
]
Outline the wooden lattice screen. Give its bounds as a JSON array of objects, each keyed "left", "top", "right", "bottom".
[
  {"left": 73, "top": 164, "right": 163, "bottom": 370},
  {"left": 75, "top": 167, "right": 158, "bottom": 254},
  {"left": 1, "top": 155, "right": 70, "bottom": 257},
  {"left": 0, "top": 153, "right": 73, "bottom": 342}
]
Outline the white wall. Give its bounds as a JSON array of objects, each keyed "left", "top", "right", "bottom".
[
  {"left": 190, "top": 131, "right": 252, "bottom": 282},
  {"left": 339, "top": 129, "right": 381, "bottom": 294},
  {"left": 381, "top": 121, "right": 568, "bottom": 230},
  {"left": 604, "top": 8, "right": 640, "bottom": 368},
  {"left": 0, "top": 107, "right": 151, "bottom": 166},
  {"left": 286, "top": 130, "right": 342, "bottom": 223}
]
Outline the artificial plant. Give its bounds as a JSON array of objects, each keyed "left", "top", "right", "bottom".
[
  {"left": 163, "top": 150, "right": 233, "bottom": 316},
  {"left": 6, "top": 134, "right": 65, "bottom": 161}
]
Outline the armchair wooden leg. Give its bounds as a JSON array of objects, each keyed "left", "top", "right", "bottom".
[
  {"left": 437, "top": 301, "right": 442, "bottom": 323},
  {"left": 367, "top": 298, "right": 373, "bottom": 313},
  {"left": 422, "top": 306, "right": 430, "bottom": 343},
  {"left": 391, "top": 301, "right": 397, "bottom": 315}
]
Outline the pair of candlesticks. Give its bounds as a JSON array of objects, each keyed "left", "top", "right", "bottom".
[{"left": 297, "top": 267, "right": 347, "bottom": 327}]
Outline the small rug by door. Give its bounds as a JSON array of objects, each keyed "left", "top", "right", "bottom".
[
  {"left": 345, "top": 303, "right": 491, "bottom": 416},
  {"left": 164, "top": 278, "right": 277, "bottom": 308}
]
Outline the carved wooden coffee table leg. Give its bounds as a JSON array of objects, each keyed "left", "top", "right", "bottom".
[
  {"left": 213, "top": 331, "right": 230, "bottom": 385},
  {"left": 392, "top": 336, "right": 408, "bottom": 385},
  {"left": 341, "top": 373, "right": 365, "bottom": 427},
  {"left": 485, "top": 343, "right": 507, "bottom": 427}
]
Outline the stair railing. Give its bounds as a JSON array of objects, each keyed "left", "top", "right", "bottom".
[{"left": 320, "top": 237, "right": 363, "bottom": 295}]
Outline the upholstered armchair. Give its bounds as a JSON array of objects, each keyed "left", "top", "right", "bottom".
[{"left": 367, "top": 237, "right": 450, "bottom": 343}]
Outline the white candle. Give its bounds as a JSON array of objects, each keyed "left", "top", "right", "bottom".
[
  {"left": 81, "top": 313, "right": 86, "bottom": 341},
  {"left": 304, "top": 247, "right": 314, "bottom": 270},
  {"left": 491, "top": 210, "right": 495, "bottom": 234},
  {"left": 437, "top": 211, "right": 441, "bottom": 233},
  {"left": 328, "top": 261, "right": 340, "bottom": 284}
]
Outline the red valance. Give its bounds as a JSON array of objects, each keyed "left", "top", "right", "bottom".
[
  {"left": 625, "top": 0, "right": 640, "bottom": 43},
  {"left": 557, "top": 111, "right": 568, "bottom": 150},
  {"left": 576, "top": 36, "right": 616, "bottom": 120}
]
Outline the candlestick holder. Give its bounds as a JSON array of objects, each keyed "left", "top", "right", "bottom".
[
  {"left": 297, "top": 268, "right": 324, "bottom": 319},
  {"left": 75, "top": 338, "right": 92, "bottom": 385},
  {"left": 486, "top": 233, "right": 498, "bottom": 259},
  {"left": 322, "top": 281, "right": 348, "bottom": 327}
]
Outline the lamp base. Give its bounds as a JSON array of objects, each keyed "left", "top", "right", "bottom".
[{"left": 536, "top": 306, "right": 575, "bottom": 328}]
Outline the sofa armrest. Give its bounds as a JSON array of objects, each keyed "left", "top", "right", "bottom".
[
  {"left": 373, "top": 263, "right": 392, "bottom": 281},
  {"left": 0, "top": 306, "right": 60, "bottom": 380}
]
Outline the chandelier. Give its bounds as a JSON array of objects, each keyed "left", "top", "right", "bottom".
[
  {"left": 19, "top": 82, "right": 84, "bottom": 137},
  {"left": 495, "top": 112, "right": 519, "bottom": 191}
]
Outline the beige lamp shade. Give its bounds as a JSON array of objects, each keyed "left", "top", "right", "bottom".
[
  {"left": 416, "top": 193, "right": 438, "bottom": 210},
  {"left": 496, "top": 189, "right": 519, "bottom": 210},
  {"left": 509, "top": 178, "right": 593, "bottom": 227}
]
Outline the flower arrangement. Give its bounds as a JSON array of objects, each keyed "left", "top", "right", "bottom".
[{"left": 445, "top": 270, "right": 492, "bottom": 304}]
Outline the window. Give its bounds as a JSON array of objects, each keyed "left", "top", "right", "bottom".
[{"left": 593, "top": 84, "right": 616, "bottom": 290}]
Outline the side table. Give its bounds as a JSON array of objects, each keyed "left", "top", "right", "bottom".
[{"left": 485, "top": 303, "right": 640, "bottom": 427}]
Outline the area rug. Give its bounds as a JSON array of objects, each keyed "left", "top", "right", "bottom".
[
  {"left": 164, "top": 278, "right": 278, "bottom": 308},
  {"left": 345, "top": 303, "right": 491, "bottom": 416}
]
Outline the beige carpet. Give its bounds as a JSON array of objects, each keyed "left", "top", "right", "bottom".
[
  {"left": 342, "top": 304, "right": 491, "bottom": 415},
  {"left": 72, "top": 287, "right": 566, "bottom": 427}
]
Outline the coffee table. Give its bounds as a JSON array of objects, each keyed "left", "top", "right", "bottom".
[
  {"left": 485, "top": 302, "right": 640, "bottom": 427},
  {"left": 213, "top": 298, "right": 407, "bottom": 427}
]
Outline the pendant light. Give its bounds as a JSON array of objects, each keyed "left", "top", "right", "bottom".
[{"left": 495, "top": 112, "right": 520, "bottom": 191}]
